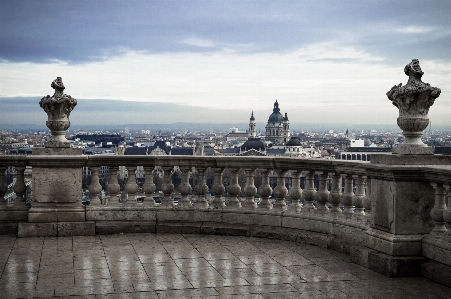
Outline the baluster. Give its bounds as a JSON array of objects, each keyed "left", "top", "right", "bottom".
[
  {"left": 430, "top": 182, "right": 447, "bottom": 233},
  {"left": 342, "top": 174, "right": 354, "bottom": 218},
  {"left": 302, "top": 171, "right": 316, "bottom": 212},
  {"left": 443, "top": 184, "right": 451, "bottom": 236},
  {"left": 160, "top": 166, "right": 175, "bottom": 208},
  {"left": 177, "top": 167, "right": 192, "bottom": 208},
  {"left": 143, "top": 166, "right": 156, "bottom": 206},
  {"left": 106, "top": 167, "right": 120, "bottom": 206},
  {"left": 88, "top": 166, "right": 102, "bottom": 206},
  {"left": 329, "top": 173, "right": 342, "bottom": 214},
  {"left": 0, "top": 167, "right": 6, "bottom": 205},
  {"left": 211, "top": 168, "right": 225, "bottom": 209},
  {"left": 258, "top": 169, "right": 273, "bottom": 210},
  {"left": 353, "top": 175, "right": 365, "bottom": 218},
  {"left": 363, "top": 176, "right": 372, "bottom": 220},
  {"left": 288, "top": 170, "right": 302, "bottom": 213},
  {"left": 13, "top": 166, "right": 26, "bottom": 205},
  {"left": 243, "top": 168, "right": 257, "bottom": 209},
  {"left": 226, "top": 168, "right": 241, "bottom": 209},
  {"left": 194, "top": 167, "right": 209, "bottom": 209},
  {"left": 315, "top": 172, "right": 329, "bottom": 214},
  {"left": 124, "top": 166, "right": 139, "bottom": 204},
  {"left": 273, "top": 170, "right": 288, "bottom": 211}
]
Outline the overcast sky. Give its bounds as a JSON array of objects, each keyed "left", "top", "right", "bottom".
[{"left": 1, "top": 0, "right": 450, "bottom": 126}]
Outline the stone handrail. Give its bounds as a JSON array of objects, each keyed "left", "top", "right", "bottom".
[{"left": 1, "top": 154, "right": 451, "bottom": 279}]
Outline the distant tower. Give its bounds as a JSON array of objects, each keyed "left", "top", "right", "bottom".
[
  {"left": 282, "top": 112, "right": 290, "bottom": 143},
  {"left": 249, "top": 111, "right": 256, "bottom": 138}
]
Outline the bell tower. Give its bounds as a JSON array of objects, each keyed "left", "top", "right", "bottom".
[{"left": 249, "top": 111, "right": 256, "bottom": 138}]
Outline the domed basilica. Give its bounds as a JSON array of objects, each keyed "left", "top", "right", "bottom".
[{"left": 265, "top": 100, "right": 290, "bottom": 144}]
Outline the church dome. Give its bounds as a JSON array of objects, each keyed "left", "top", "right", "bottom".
[
  {"left": 268, "top": 100, "right": 284, "bottom": 123},
  {"left": 240, "top": 138, "right": 265, "bottom": 151},
  {"left": 286, "top": 136, "right": 301, "bottom": 146}
]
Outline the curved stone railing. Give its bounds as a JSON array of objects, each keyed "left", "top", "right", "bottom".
[{"left": 1, "top": 154, "right": 451, "bottom": 279}]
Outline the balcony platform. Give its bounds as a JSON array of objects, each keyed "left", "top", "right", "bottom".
[{"left": 1, "top": 233, "right": 450, "bottom": 299}]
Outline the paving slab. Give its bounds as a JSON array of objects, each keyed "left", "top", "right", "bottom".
[{"left": 0, "top": 233, "right": 450, "bottom": 298}]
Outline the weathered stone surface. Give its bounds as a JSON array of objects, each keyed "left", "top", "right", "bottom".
[
  {"left": 422, "top": 234, "right": 451, "bottom": 267},
  {"left": 32, "top": 147, "right": 83, "bottom": 155},
  {"left": 422, "top": 261, "right": 451, "bottom": 288},
  {"left": 365, "top": 228, "right": 423, "bottom": 256},
  {"left": 28, "top": 204, "right": 85, "bottom": 222},
  {"left": 368, "top": 251, "right": 427, "bottom": 277},
  {"left": 370, "top": 176, "right": 434, "bottom": 235},
  {"left": 58, "top": 221, "right": 95, "bottom": 236},
  {"left": 95, "top": 220, "right": 156, "bottom": 234},
  {"left": 393, "top": 145, "right": 434, "bottom": 155},
  {"left": 0, "top": 221, "right": 19, "bottom": 234},
  {"left": 86, "top": 206, "right": 156, "bottom": 221},
  {"left": 371, "top": 153, "right": 451, "bottom": 165},
  {"left": 18, "top": 222, "right": 57, "bottom": 237},
  {"left": 32, "top": 167, "right": 82, "bottom": 203},
  {"left": 156, "top": 221, "right": 202, "bottom": 234}
]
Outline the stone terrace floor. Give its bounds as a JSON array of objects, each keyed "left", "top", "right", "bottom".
[{"left": 0, "top": 234, "right": 450, "bottom": 299}]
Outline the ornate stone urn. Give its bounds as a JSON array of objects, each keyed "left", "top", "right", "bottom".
[
  {"left": 39, "top": 77, "right": 77, "bottom": 148},
  {"left": 387, "top": 59, "right": 441, "bottom": 154}
]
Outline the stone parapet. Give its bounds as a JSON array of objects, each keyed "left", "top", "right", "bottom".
[{"left": 0, "top": 154, "right": 450, "bottom": 283}]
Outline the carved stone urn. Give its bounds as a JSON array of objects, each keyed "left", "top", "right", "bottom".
[
  {"left": 386, "top": 59, "right": 441, "bottom": 154},
  {"left": 39, "top": 77, "right": 77, "bottom": 148}
]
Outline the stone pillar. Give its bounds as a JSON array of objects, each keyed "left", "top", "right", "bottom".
[
  {"left": 13, "top": 166, "right": 27, "bottom": 205},
  {"left": 430, "top": 183, "right": 447, "bottom": 233},
  {"left": 160, "top": 166, "right": 175, "bottom": 208},
  {"left": 342, "top": 174, "right": 354, "bottom": 218},
  {"left": 353, "top": 175, "right": 366, "bottom": 217},
  {"left": 243, "top": 168, "right": 257, "bottom": 209},
  {"left": 302, "top": 171, "right": 316, "bottom": 213},
  {"left": 143, "top": 167, "right": 156, "bottom": 206},
  {"left": 88, "top": 167, "right": 102, "bottom": 206},
  {"left": 444, "top": 184, "right": 451, "bottom": 236},
  {"left": 106, "top": 167, "right": 120, "bottom": 206},
  {"left": 210, "top": 168, "right": 225, "bottom": 209},
  {"left": 258, "top": 169, "right": 273, "bottom": 210},
  {"left": 288, "top": 170, "right": 302, "bottom": 213},
  {"left": 194, "top": 168, "right": 209, "bottom": 209},
  {"left": 177, "top": 167, "right": 192, "bottom": 208},
  {"left": 329, "top": 173, "right": 342, "bottom": 214},
  {"left": 315, "top": 172, "right": 329, "bottom": 214},
  {"left": 273, "top": 170, "right": 288, "bottom": 212},
  {"left": 226, "top": 168, "right": 241, "bottom": 209},
  {"left": 124, "top": 166, "right": 139, "bottom": 204}
]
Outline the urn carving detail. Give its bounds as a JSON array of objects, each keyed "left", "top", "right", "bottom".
[
  {"left": 386, "top": 59, "right": 441, "bottom": 154},
  {"left": 39, "top": 77, "right": 77, "bottom": 148}
]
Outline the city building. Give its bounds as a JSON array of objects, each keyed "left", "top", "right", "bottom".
[{"left": 265, "top": 100, "right": 290, "bottom": 144}]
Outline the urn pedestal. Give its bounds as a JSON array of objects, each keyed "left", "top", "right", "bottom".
[{"left": 20, "top": 78, "right": 94, "bottom": 237}]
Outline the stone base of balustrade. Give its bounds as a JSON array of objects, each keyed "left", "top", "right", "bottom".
[
  {"left": 28, "top": 204, "right": 85, "bottom": 223},
  {"left": 0, "top": 205, "right": 29, "bottom": 234},
  {"left": 95, "top": 221, "right": 156, "bottom": 234},
  {"left": 422, "top": 233, "right": 451, "bottom": 267},
  {"left": 365, "top": 228, "right": 424, "bottom": 256},
  {"left": 421, "top": 261, "right": 451, "bottom": 288},
  {"left": 18, "top": 221, "right": 95, "bottom": 237}
]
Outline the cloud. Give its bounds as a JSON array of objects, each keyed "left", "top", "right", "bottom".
[
  {"left": 397, "top": 26, "right": 433, "bottom": 34},
  {"left": 181, "top": 38, "right": 215, "bottom": 48},
  {"left": 1, "top": 43, "right": 450, "bottom": 125}
]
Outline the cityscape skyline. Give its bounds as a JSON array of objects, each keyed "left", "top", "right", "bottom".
[{"left": 1, "top": 1, "right": 450, "bottom": 125}]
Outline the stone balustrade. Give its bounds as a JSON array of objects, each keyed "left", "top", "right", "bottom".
[{"left": 1, "top": 154, "right": 451, "bottom": 283}]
